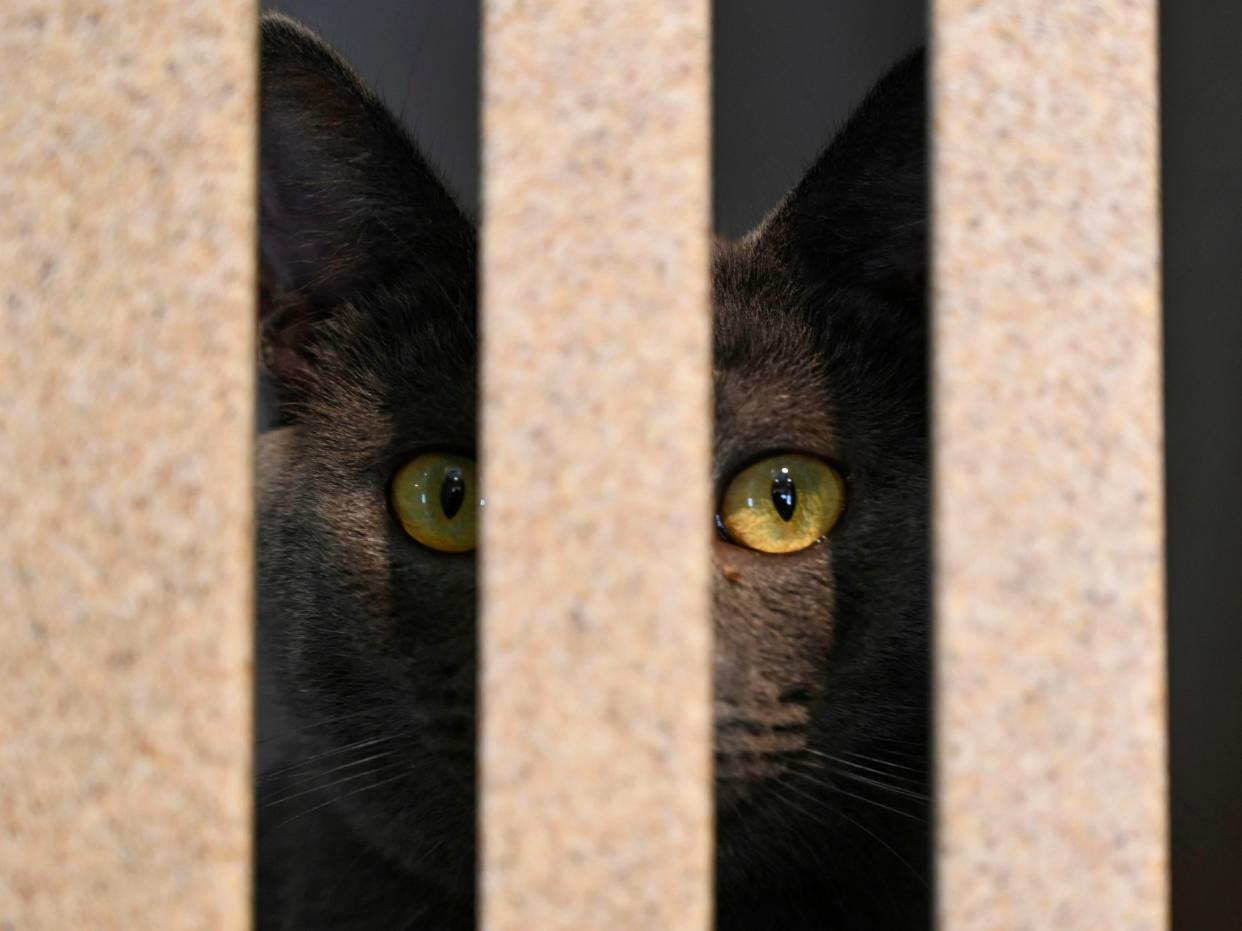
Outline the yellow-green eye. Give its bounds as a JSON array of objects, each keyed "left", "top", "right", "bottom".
[
  {"left": 390, "top": 452, "right": 479, "bottom": 553},
  {"left": 719, "top": 453, "right": 845, "bottom": 554}
]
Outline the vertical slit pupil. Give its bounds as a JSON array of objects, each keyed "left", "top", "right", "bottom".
[
  {"left": 771, "top": 472, "right": 796, "bottom": 522},
  {"left": 440, "top": 469, "right": 466, "bottom": 519}
]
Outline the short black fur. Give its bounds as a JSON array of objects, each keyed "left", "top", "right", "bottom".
[{"left": 256, "top": 14, "right": 928, "bottom": 930}]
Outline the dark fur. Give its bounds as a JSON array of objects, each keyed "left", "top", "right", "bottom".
[{"left": 256, "top": 14, "right": 927, "bottom": 929}]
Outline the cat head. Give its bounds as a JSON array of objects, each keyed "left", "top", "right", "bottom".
[
  {"left": 710, "top": 51, "right": 928, "bottom": 906},
  {"left": 257, "top": 13, "right": 479, "bottom": 891},
  {"left": 257, "top": 12, "right": 926, "bottom": 908}
]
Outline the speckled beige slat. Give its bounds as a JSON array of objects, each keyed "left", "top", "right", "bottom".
[
  {"left": 480, "top": 3, "right": 712, "bottom": 929},
  {"left": 934, "top": 3, "right": 1166, "bottom": 929},
  {"left": 0, "top": 3, "right": 255, "bottom": 930}
]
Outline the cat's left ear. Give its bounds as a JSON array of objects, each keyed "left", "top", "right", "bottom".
[{"left": 763, "top": 49, "right": 926, "bottom": 303}]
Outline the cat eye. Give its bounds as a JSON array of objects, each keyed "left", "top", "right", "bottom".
[
  {"left": 390, "top": 452, "right": 480, "bottom": 553},
  {"left": 718, "top": 454, "right": 845, "bottom": 554}
]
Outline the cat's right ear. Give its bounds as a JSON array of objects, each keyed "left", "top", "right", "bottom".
[
  {"left": 259, "top": 14, "right": 473, "bottom": 393},
  {"left": 761, "top": 50, "right": 926, "bottom": 306}
]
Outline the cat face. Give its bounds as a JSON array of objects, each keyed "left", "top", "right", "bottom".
[{"left": 257, "top": 13, "right": 927, "bottom": 915}]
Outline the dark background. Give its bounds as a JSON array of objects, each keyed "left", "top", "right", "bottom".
[
  {"left": 260, "top": 0, "right": 925, "bottom": 233},
  {"left": 262, "top": 0, "right": 1241, "bottom": 924},
  {"left": 1162, "top": 1, "right": 1242, "bottom": 927}
]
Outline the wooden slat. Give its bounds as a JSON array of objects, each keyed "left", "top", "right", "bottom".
[
  {"left": 934, "top": 2, "right": 1167, "bottom": 928},
  {"left": 0, "top": 3, "right": 256, "bottom": 929},
  {"left": 480, "top": 2, "right": 713, "bottom": 929}
]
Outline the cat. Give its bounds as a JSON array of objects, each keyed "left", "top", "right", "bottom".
[{"left": 256, "top": 12, "right": 928, "bottom": 930}]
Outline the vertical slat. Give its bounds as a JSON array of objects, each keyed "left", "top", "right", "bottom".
[
  {"left": 934, "top": 3, "right": 1166, "bottom": 929},
  {"left": 480, "top": 3, "right": 712, "bottom": 929},
  {"left": 0, "top": 3, "right": 255, "bottom": 929}
]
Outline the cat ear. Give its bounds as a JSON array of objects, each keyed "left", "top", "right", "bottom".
[
  {"left": 762, "top": 49, "right": 926, "bottom": 303},
  {"left": 259, "top": 14, "right": 473, "bottom": 388}
]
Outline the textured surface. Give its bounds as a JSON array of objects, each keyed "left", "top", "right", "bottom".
[
  {"left": 480, "top": 3, "right": 712, "bottom": 929},
  {"left": 0, "top": 3, "right": 256, "bottom": 929},
  {"left": 934, "top": 2, "right": 1167, "bottom": 929}
]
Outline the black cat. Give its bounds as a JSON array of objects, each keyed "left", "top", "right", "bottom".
[{"left": 256, "top": 13, "right": 928, "bottom": 930}]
